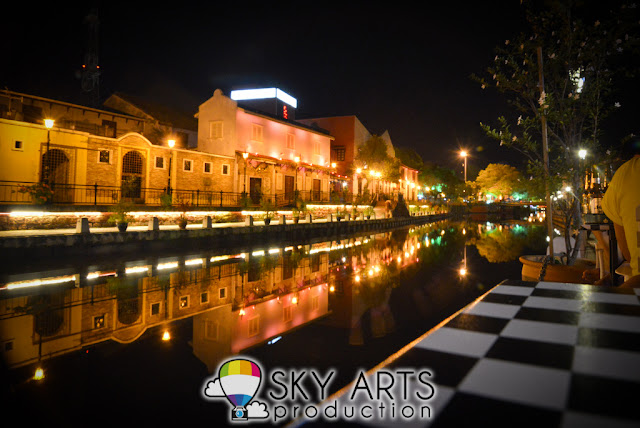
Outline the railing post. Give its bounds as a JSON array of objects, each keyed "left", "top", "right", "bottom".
[
  {"left": 196, "top": 189, "right": 200, "bottom": 207},
  {"left": 94, "top": 183, "right": 98, "bottom": 205},
  {"left": 220, "top": 191, "right": 223, "bottom": 207}
]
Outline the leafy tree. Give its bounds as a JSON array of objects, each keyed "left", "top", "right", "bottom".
[
  {"left": 354, "top": 134, "right": 401, "bottom": 186},
  {"left": 473, "top": 1, "right": 638, "bottom": 262},
  {"left": 420, "top": 162, "right": 463, "bottom": 198},
  {"left": 395, "top": 146, "right": 424, "bottom": 171},
  {"left": 474, "top": 163, "right": 525, "bottom": 199}
]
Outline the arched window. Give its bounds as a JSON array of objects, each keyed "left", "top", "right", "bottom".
[{"left": 122, "top": 151, "right": 144, "bottom": 199}]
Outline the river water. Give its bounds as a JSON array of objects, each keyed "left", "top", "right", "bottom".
[{"left": 1, "top": 217, "right": 547, "bottom": 426}]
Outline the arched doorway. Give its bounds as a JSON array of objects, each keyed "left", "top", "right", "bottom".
[
  {"left": 42, "top": 148, "right": 71, "bottom": 202},
  {"left": 121, "top": 150, "right": 145, "bottom": 201}
]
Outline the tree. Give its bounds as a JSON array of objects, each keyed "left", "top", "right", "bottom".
[
  {"left": 474, "top": 163, "right": 525, "bottom": 200},
  {"left": 354, "top": 135, "right": 401, "bottom": 189},
  {"left": 474, "top": 1, "right": 638, "bottom": 262},
  {"left": 420, "top": 162, "right": 463, "bottom": 199},
  {"left": 395, "top": 146, "right": 424, "bottom": 171}
]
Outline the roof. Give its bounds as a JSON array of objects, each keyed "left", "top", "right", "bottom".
[
  {"left": 106, "top": 92, "right": 198, "bottom": 131},
  {"left": 239, "top": 105, "right": 334, "bottom": 139}
]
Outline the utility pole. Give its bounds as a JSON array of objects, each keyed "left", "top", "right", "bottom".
[{"left": 537, "top": 46, "right": 554, "bottom": 258}]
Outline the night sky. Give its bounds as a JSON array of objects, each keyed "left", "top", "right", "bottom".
[{"left": 3, "top": 1, "right": 638, "bottom": 178}]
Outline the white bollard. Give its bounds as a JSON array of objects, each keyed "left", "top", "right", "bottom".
[
  {"left": 76, "top": 217, "right": 90, "bottom": 234},
  {"left": 148, "top": 217, "right": 160, "bottom": 231}
]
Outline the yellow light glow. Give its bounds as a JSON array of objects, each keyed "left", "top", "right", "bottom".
[
  {"left": 295, "top": 156, "right": 300, "bottom": 163},
  {"left": 185, "top": 258, "right": 204, "bottom": 266},
  {"left": 329, "top": 285, "right": 335, "bottom": 292},
  {"left": 239, "top": 308, "right": 246, "bottom": 316},
  {"left": 44, "top": 119, "right": 54, "bottom": 129},
  {"left": 157, "top": 262, "right": 178, "bottom": 270},
  {"left": 168, "top": 139, "right": 176, "bottom": 148},
  {"left": 397, "top": 256, "right": 402, "bottom": 263},
  {"left": 292, "top": 296, "right": 298, "bottom": 304},
  {"left": 356, "top": 168, "right": 362, "bottom": 174},
  {"left": 34, "top": 367, "right": 45, "bottom": 380},
  {"left": 460, "top": 150, "right": 467, "bottom": 157},
  {"left": 355, "top": 275, "right": 361, "bottom": 282},
  {"left": 162, "top": 331, "right": 171, "bottom": 341},
  {"left": 459, "top": 267, "right": 467, "bottom": 276},
  {"left": 331, "top": 163, "right": 336, "bottom": 168},
  {"left": 242, "top": 152, "right": 249, "bottom": 159}
]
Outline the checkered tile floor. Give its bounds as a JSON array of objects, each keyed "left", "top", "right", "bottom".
[{"left": 383, "top": 279, "right": 640, "bottom": 427}]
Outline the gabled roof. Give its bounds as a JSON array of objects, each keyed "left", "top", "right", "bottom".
[{"left": 105, "top": 92, "right": 198, "bottom": 131}]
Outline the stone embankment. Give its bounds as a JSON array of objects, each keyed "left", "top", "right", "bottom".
[{"left": 0, "top": 214, "right": 448, "bottom": 260}]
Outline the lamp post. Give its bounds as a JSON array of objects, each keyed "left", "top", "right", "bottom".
[
  {"left": 167, "top": 139, "right": 175, "bottom": 195},
  {"left": 242, "top": 152, "right": 249, "bottom": 194},
  {"left": 293, "top": 156, "right": 301, "bottom": 202},
  {"left": 42, "top": 119, "right": 54, "bottom": 183},
  {"left": 460, "top": 150, "right": 468, "bottom": 182}
]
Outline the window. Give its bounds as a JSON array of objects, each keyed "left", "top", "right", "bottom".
[
  {"left": 248, "top": 316, "right": 260, "bottom": 337},
  {"left": 210, "top": 121, "right": 223, "bottom": 139},
  {"left": 251, "top": 124, "right": 263, "bottom": 142},
  {"left": 151, "top": 302, "right": 161, "bottom": 315},
  {"left": 204, "top": 320, "right": 219, "bottom": 340},
  {"left": 13, "top": 141, "right": 23, "bottom": 151},
  {"left": 286, "top": 134, "right": 295, "bottom": 149},
  {"left": 93, "top": 314, "right": 105, "bottom": 329},
  {"left": 219, "top": 287, "right": 227, "bottom": 299},
  {"left": 183, "top": 159, "right": 193, "bottom": 172},
  {"left": 179, "top": 295, "right": 190, "bottom": 309},
  {"left": 283, "top": 305, "right": 293, "bottom": 322},
  {"left": 335, "top": 147, "right": 346, "bottom": 161},
  {"left": 99, "top": 150, "right": 111, "bottom": 164},
  {"left": 155, "top": 156, "right": 165, "bottom": 169},
  {"left": 221, "top": 164, "right": 230, "bottom": 175},
  {"left": 203, "top": 162, "right": 212, "bottom": 174},
  {"left": 102, "top": 120, "right": 117, "bottom": 138},
  {"left": 201, "top": 292, "right": 209, "bottom": 304}
]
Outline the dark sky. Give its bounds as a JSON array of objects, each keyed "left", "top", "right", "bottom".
[{"left": 3, "top": 1, "right": 637, "bottom": 179}]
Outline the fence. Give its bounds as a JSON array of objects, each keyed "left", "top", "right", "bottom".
[{"left": 0, "top": 181, "right": 360, "bottom": 209}]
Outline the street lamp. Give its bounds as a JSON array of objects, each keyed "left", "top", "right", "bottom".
[
  {"left": 460, "top": 150, "right": 468, "bottom": 182},
  {"left": 294, "top": 156, "right": 300, "bottom": 200},
  {"left": 167, "top": 139, "right": 175, "bottom": 195},
  {"left": 42, "top": 119, "right": 55, "bottom": 183},
  {"left": 242, "top": 152, "right": 249, "bottom": 194}
]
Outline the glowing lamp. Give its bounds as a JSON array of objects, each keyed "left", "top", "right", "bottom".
[
  {"left": 34, "top": 367, "right": 45, "bottom": 381},
  {"left": 162, "top": 331, "right": 171, "bottom": 341},
  {"left": 242, "top": 152, "right": 249, "bottom": 159},
  {"left": 44, "top": 119, "right": 55, "bottom": 129},
  {"left": 168, "top": 139, "right": 175, "bottom": 148}
]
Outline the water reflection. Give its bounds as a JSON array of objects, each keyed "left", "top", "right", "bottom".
[{"left": 1, "top": 219, "right": 546, "bottom": 380}]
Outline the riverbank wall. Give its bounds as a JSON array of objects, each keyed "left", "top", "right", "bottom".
[{"left": 0, "top": 214, "right": 449, "bottom": 261}]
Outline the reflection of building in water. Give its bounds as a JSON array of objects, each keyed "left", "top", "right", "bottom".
[
  {"left": 0, "top": 246, "right": 331, "bottom": 371},
  {"left": 325, "top": 229, "right": 422, "bottom": 345}
]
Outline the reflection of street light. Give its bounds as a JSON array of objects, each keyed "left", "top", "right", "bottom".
[
  {"left": 167, "top": 139, "right": 175, "bottom": 194},
  {"left": 42, "top": 119, "right": 55, "bottom": 183}
]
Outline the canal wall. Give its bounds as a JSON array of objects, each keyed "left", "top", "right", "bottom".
[{"left": 0, "top": 214, "right": 449, "bottom": 261}]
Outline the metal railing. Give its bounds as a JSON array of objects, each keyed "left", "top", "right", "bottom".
[{"left": 0, "top": 181, "right": 361, "bottom": 208}]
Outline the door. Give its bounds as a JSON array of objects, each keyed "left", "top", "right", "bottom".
[
  {"left": 313, "top": 179, "right": 321, "bottom": 201},
  {"left": 284, "top": 176, "right": 294, "bottom": 203},
  {"left": 250, "top": 177, "right": 262, "bottom": 205}
]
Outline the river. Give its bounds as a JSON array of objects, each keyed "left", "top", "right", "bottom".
[{"left": 0, "top": 217, "right": 547, "bottom": 426}]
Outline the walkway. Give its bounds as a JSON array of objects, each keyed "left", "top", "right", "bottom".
[{"left": 293, "top": 279, "right": 640, "bottom": 427}]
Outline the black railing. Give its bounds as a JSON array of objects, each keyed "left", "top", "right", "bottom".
[{"left": 0, "top": 181, "right": 360, "bottom": 208}]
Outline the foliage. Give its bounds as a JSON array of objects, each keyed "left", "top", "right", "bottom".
[
  {"left": 420, "top": 162, "right": 463, "bottom": 198},
  {"left": 160, "top": 193, "right": 172, "bottom": 210},
  {"left": 108, "top": 200, "right": 133, "bottom": 224},
  {"left": 363, "top": 206, "right": 375, "bottom": 218},
  {"left": 17, "top": 182, "right": 53, "bottom": 204},
  {"left": 354, "top": 135, "right": 401, "bottom": 183},
  {"left": 394, "top": 146, "right": 424, "bottom": 171},
  {"left": 260, "top": 195, "right": 276, "bottom": 219},
  {"left": 474, "top": 163, "right": 525, "bottom": 199},
  {"left": 473, "top": 1, "right": 639, "bottom": 262}
]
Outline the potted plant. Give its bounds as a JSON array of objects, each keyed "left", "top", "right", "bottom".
[
  {"left": 176, "top": 196, "right": 192, "bottom": 230},
  {"left": 109, "top": 200, "right": 133, "bottom": 232},
  {"left": 363, "top": 206, "right": 374, "bottom": 220},
  {"left": 335, "top": 206, "right": 346, "bottom": 222},
  {"left": 293, "top": 198, "right": 307, "bottom": 224},
  {"left": 17, "top": 182, "right": 54, "bottom": 205},
  {"left": 260, "top": 195, "right": 276, "bottom": 225}
]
